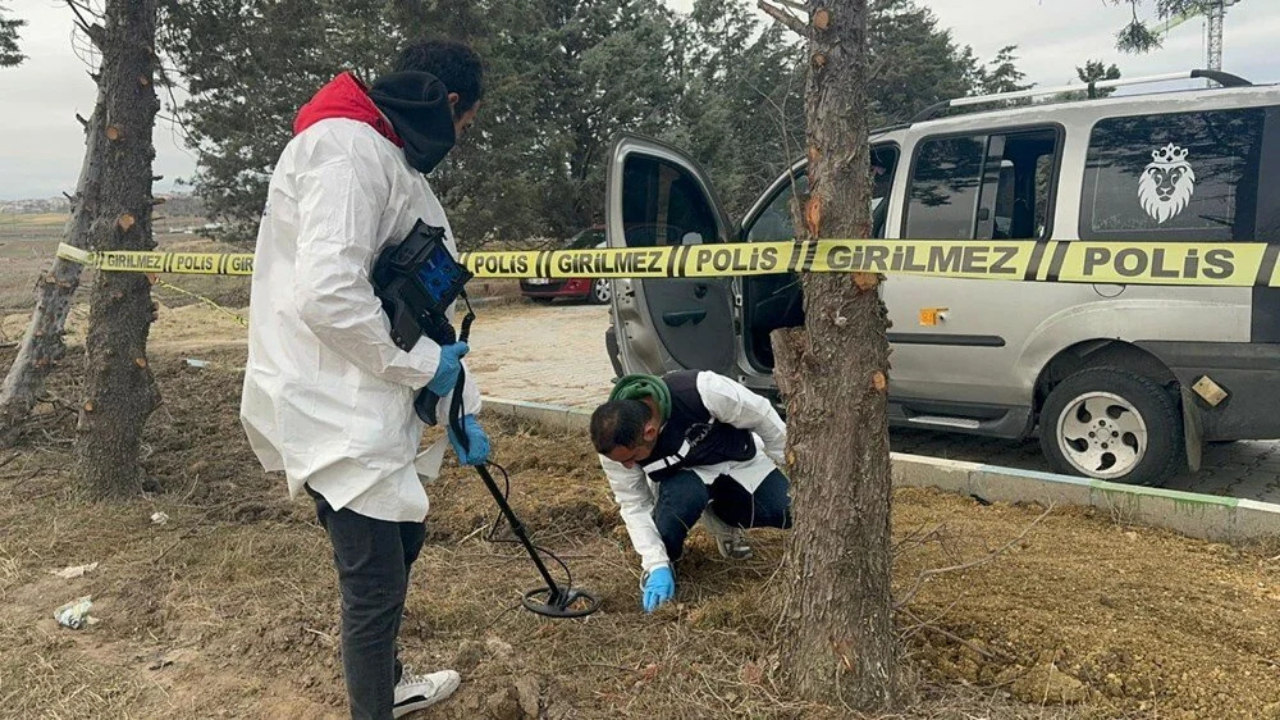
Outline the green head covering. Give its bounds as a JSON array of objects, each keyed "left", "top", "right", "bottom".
[{"left": 608, "top": 373, "right": 671, "bottom": 423}]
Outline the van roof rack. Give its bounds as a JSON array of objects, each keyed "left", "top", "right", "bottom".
[{"left": 908, "top": 69, "right": 1252, "bottom": 123}]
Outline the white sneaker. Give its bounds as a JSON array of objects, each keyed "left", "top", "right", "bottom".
[
  {"left": 714, "top": 528, "right": 753, "bottom": 560},
  {"left": 702, "top": 509, "right": 753, "bottom": 560},
  {"left": 392, "top": 668, "right": 461, "bottom": 718}
]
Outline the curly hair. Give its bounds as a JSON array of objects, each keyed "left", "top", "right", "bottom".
[{"left": 393, "top": 39, "right": 485, "bottom": 115}]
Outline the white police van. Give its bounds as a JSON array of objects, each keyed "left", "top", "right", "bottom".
[{"left": 604, "top": 69, "right": 1280, "bottom": 486}]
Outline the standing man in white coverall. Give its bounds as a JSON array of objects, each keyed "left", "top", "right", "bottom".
[{"left": 240, "top": 40, "right": 489, "bottom": 719}]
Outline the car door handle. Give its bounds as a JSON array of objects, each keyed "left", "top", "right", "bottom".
[
  {"left": 663, "top": 310, "right": 706, "bottom": 327},
  {"left": 693, "top": 283, "right": 709, "bottom": 299}
]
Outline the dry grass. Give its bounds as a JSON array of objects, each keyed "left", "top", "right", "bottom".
[
  {"left": 0, "top": 618, "right": 153, "bottom": 718},
  {"left": 1, "top": 343, "right": 1279, "bottom": 719},
  {"left": 0, "top": 213, "right": 69, "bottom": 234}
]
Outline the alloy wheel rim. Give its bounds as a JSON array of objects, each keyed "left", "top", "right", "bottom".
[{"left": 1055, "top": 391, "right": 1148, "bottom": 479}]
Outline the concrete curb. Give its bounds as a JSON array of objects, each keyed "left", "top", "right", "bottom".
[
  {"left": 480, "top": 395, "right": 1280, "bottom": 544},
  {"left": 482, "top": 396, "right": 592, "bottom": 432}
]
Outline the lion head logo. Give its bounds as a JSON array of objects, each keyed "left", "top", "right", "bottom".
[{"left": 1138, "top": 143, "right": 1195, "bottom": 224}]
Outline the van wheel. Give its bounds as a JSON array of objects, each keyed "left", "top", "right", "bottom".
[{"left": 1039, "top": 367, "right": 1183, "bottom": 486}]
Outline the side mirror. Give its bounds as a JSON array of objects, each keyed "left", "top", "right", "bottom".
[{"left": 682, "top": 232, "right": 704, "bottom": 245}]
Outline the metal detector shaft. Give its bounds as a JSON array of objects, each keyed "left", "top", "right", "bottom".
[
  {"left": 433, "top": 299, "right": 600, "bottom": 618},
  {"left": 471, "top": 461, "right": 568, "bottom": 605},
  {"left": 446, "top": 361, "right": 569, "bottom": 606}
]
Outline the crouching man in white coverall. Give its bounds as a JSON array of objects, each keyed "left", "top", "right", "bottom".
[
  {"left": 591, "top": 371, "right": 793, "bottom": 613},
  {"left": 240, "top": 40, "right": 489, "bottom": 720}
]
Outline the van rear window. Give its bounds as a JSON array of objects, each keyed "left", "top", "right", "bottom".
[{"left": 1080, "top": 108, "right": 1267, "bottom": 241}]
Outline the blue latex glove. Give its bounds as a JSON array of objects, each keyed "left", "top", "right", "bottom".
[
  {"left": 426, "top": 342, "right": 470, "bottom": 396},
  {"left": 448, "top": 414, "right": 491, "bottom": 466},
  {"left": 642, "top": 565, "right": 675, "bottom": 613}
]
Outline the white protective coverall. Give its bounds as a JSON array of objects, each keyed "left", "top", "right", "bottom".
[{"left": 240, "top": 116, "right": 480, "bottom": 524}]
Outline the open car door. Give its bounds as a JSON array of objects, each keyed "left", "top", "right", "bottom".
[{"left": 605, "top": 133, "right": 737, "bottom": 377}]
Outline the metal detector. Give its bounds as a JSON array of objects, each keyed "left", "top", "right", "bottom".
[
  {"left": 373, "top": 220, "right": 602, "bottom": 619},
  {"left": 441, "top": 307, "right": 601, "bottom": 618}
]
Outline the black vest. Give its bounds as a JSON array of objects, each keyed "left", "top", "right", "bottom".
[{"left": 641, "top": 371, "right": 757, "bottom": 482}]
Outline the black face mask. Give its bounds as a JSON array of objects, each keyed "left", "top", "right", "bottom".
[{"left": 368, "top": 71, "right": 457, "bottom": 174}]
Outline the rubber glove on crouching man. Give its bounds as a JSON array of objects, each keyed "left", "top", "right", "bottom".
[{"left": 239, "top": 39, "right": 491, "bottom": 719}]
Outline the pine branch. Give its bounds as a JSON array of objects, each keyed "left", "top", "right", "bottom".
[
  {"left": 64, "top": 0, "right": 102, "bottom": 45},
  {"left": 155, "top": 59, "right": 198, "bottom": 149},
  {"left": 757, "top": 0, "right": 807, "bottom": 36},
  {"left": 894, "top": 503, "right": 1054, "bottom": 611}
]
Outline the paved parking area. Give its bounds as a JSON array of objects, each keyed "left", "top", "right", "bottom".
[
  {"left": 467, "top": 302, "right": 616, "bottom": 408},
  {"left": 468, "top": 300, "right": 1280, "bottom": 504}
]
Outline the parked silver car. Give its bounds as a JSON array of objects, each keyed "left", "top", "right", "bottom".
[{"left": 604, "top": 69, "right": 1280, "bottom": 485}]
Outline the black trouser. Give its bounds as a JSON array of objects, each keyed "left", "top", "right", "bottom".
[
  {"left": 652, "top": 468, "right": 793, "bottom": 564},
  {"left": 308, "top": 485, "right": 426, "bottom": 720}
]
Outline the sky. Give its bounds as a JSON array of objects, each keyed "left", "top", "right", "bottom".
[{"left": 0, "top": 1, "right": 1277, "bottom": 201}]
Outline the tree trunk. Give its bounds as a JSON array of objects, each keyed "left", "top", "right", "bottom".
[
  {"left": 76, "top": 0, "right": 162, "bottom": 498},
  {"left": 772, "top": 0, "right": 899, "bottom": 710},
  {"left": 0, "top": 84, "right": 107, "bottom": 437}
]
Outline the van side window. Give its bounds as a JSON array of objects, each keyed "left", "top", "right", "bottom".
[
  {"left": 745, "top": 144, "right": 899, "bottom": 241},
  {"left": 1080, "top": 108, "right": 1267, "bottom": 241},
  {"left": 904, "top": 136, "right": 986, "bottom": 240},
  {"left": 870, "top": 145, "right": 901, "bottom": 237},
  {"left": 747, "top": 174, "right": 808, "bottom": 242},
  {"left": 986, "top": 130, "right": 1058, "bottom": 240},
  {"left": 1035, "top": 154, "right": 1055, "bottom": 237},
  {"left": 621, "top": 155, "right": 720, "bottom": 247},
  {"left": 905, "top": 128, "right": 1059, "bottom": 241},
  {"left": 1261, "top": 106, "right": 1280, "bottom": 243}
]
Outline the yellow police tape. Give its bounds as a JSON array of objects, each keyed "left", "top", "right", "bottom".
[
  {"left": 57, "top": 239, "right": 1280, "bottom": 287},
  {"left": 57, "top": 243, "right": 256, "bottom": 276}
]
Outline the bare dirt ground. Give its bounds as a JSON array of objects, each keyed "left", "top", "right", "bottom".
[{"left": 3, "top": 326, "right": 1280, "bottom": 719}]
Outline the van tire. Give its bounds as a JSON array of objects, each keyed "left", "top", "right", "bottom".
[{"left": 1039, "top": 367, "right": 1184, "bottom": 486}]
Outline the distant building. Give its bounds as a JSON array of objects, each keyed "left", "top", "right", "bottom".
[
  {"left": 0, "top": 197, "right": 71, "bottom": 215},
  {"left": 1, "top": 193, "right": 206, "bottom": 218}
]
